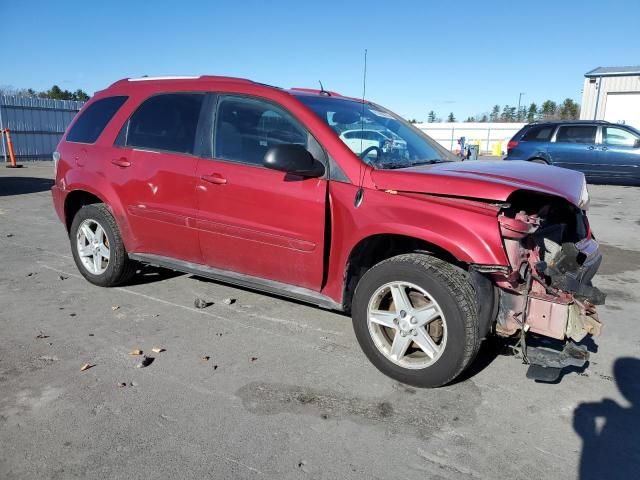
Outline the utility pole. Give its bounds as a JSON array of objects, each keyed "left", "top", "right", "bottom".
[{"left": 517, "top": 92, "right": 525, "bottom": 121}]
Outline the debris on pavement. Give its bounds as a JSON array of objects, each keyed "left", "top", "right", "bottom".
[
  {"left": 80, "top": 363, "right": 94, "bottom": 371},
  {"left": 222, "top": 298, "right": 236, "bottom": 305},
  {"left": 135, "top": 356, "right": 154, "bottom": 368},
  {"left": 88, "top": 333, "right": 94, "bottom": 336},
  {"left": 111, "top": 305, "right": 120, "bottom": 311},
  {"left": 213, "top": 364, "right": 218, "bottom": 370},
  {"left": 6, "top": 233, "right": 13, "bottom": 237},
  {"left": 58, "top": 275, "right": 68, "bottom": 281},
  {"left": 69, "top": 313, "right": 76, "bottom": 317},
  {"left": 194, "top": 297, "right": 212, "bottom": 309},
  {"left": 250, "top": 356, "right": 258, "bottom": 362},
  {"left": 35, "top": 332, "right": 50, "bottom": 339},
  {"left": 26, "top": 272, "right": 36, "bottom": 277},
  {"left": 117, "top": 382, "right": 127, "bottom": 388},
  {"left": 151, "top": 347, "right": 165, "bottom": 353},
  {"left": 201, "top": 356, "right": 210, "bottom": 361},
  {"left": 129, "top": 349, "right": 143, "bottom": 356}
]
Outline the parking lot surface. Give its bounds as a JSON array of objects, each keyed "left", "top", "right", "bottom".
[{"left": 1, "top": 163, "right": 639, "bottom": 479}]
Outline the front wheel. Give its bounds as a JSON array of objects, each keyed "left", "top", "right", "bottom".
[
  {"left": 351, "top": 254, "right": 481, "bottom": 387},
  {"left": 70, "top": 204, "right": 136, "bottom": 287}
]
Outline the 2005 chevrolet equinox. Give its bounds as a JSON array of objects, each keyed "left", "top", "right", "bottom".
[{"left": 51, "top": 75, "right": 605, "bottom": 387}]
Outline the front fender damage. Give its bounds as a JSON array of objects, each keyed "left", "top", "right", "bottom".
[
  {"left": 486, "top": 193, "right": 606, "bottom": 380},
  {"left": 495, "top": 235, "right": 604, "bottom": 343}
]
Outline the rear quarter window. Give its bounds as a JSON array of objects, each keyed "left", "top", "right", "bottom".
[
  {"left": 123, "top": 93, "right": 205, "bottom": 155},
  {"left": 66, "top": 96, "right": 128, "bottom": 143},
  {"left": 521, "top": 125, "right": 554, "bottom": 142}
]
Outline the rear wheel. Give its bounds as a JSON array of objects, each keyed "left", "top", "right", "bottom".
[
  {"left": 530, "top": 158, "right": 548, "bottom": 165},
  {"left": 70, "top": 204, "right": 136, "bottom": 287},
  {"left": 351, "top": 254, "right": 480, "bottom": 387}
]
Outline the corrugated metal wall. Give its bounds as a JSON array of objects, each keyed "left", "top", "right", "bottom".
[
  {"left": 0, "top": 96, "right": 84, "bottom": 162},
  {"left": 580, "top": 75, "right": 640, "bottom": 120}
]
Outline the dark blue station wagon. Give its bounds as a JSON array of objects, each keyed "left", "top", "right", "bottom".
[{"left": 505, "top": 121, "right": 640, "bottom": 185}]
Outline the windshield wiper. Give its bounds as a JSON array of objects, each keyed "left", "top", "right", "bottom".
[
  {"left": 375, "top": 159, "right": 448, "bottom": 170},
  {"left": 406, "top": 159, "right": 446, "bottom": 167}
]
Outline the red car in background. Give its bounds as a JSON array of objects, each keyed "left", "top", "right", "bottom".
[{"left": 51, "top": 75, "right": 604, "bottom": 387}]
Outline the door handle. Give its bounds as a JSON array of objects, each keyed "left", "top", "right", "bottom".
[
  {"left": 111, "top": 157, "right": 131, "bottom": 167},
  {"left": 201, "top": 173, "right": 227, "bottom": 185}
]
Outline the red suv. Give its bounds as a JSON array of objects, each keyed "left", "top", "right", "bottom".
[{"left": 51, "top": 76, "right": 604, "bottom": 387}]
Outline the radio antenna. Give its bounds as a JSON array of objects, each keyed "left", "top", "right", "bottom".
[
  {"left": 318, "top": 80, "right": 330, "bottom": 96},
  {"left": 355, "top": 48, "right": 368, "bottom": 208}
]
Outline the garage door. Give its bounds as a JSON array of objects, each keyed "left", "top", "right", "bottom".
[{"left": 604, "top": 93, "right": 640, "bottom": 130}]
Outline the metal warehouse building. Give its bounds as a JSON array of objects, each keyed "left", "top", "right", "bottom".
[{"left": 581, "top": 66, "right": 640, "bottom": 129}]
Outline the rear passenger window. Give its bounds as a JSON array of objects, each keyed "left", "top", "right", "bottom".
[
  {"left": 66, "top": 96, "right": 127, "bottom": 144},
  {"left": 555, "top": 126, "right": 596, "bottom": 144},
  {"left": 124, "top": 93, "right": 204, "bottom": 155},
  {"left": 522, "top": 126, "right": 553, "bottom": 142},
  {"left": 214, "top": 96, "right": 307, "bottom": 165}
]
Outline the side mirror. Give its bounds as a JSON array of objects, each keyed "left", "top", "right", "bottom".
[
  {"left": 634, "top": 138, "right": 640, "bottom": 148},
  {"left": 263, "top": 144, "right": 325, "bottom": 177}
]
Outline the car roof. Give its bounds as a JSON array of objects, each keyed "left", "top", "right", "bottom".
[
  {"left": 524, "top": 120, "right": 613, "bottom": 127},
  {"left": 103, "top": 76, "right": 361, "bottom": 101}
]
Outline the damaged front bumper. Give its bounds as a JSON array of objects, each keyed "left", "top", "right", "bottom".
[{"left": 489, "top": 204, "right": 605, "bottom": 355}]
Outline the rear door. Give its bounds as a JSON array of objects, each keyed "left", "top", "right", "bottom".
[
  {"left": 547, "top": 125, "right": 598, "bottom": 175},
  {"left": 599, "top": 125, "right": 640, "bottom": 181},
  {"left": 195, "top": 94, "right": 327, "bottom": 290},
  {"left": 110, "top": 92, "right": 205, "bottom": 262}
]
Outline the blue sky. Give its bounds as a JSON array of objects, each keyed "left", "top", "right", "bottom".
[{"left": 2, "top": 0, "right": 638, "bottom": 120}]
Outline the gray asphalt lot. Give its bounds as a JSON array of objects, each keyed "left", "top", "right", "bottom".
[{"left": 1, "top": 162, "right": 639, "bottom": 479}]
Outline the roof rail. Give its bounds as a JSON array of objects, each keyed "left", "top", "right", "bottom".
[{"left": 128, "top": 76, "right": 201, "bottom": 81}]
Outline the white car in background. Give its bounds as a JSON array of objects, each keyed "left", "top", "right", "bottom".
[{"left": 339, "top": 129, "right": 407, "bottom": 155}]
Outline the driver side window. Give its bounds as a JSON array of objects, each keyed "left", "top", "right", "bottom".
[
  {"left": 214, "top": 96, "right": 308, "bottom": 166},
  {"left": 604, "top": 127, "right": 639, "bottom": 147}
]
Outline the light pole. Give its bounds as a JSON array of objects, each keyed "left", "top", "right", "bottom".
[{"left": 517, "top": 92, "right": 525, "bottom": 121}]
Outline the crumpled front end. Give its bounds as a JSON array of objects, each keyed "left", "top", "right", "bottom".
[{"left": 491, "top": 191, "right": 605, "bottom": 343}]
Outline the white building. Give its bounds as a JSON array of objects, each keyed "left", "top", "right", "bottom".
[
  {"left": 581, "top": 66, "right": 640, "bottom": 130},
  {"left": 416, "top": 122, "right": 525, "bottom": 155}
]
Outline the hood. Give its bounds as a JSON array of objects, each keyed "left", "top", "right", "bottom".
[{"left": 370, "top": 160, "right": 586, "bottom": 207}]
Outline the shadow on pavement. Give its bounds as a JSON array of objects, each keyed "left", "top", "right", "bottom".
[
  {"left": 451, "top": 336, "right": 514, "bottom": 384},
  {"left": 0, "top": 177, "right": 54, "bottom": 196},
  {"left": 574, "top": 357, "right": 640, "bottom": 480},
  {"left": 127, "top": 264, "right": 184, "bottom": 286}
]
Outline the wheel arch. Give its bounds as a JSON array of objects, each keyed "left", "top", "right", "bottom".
[
  {"left": 63, "top": 186, "right": 135, "bottom": 251},
  {"left": 341, "top": 233, "right": 464, "bottom": 312},
  {"left": 64, "top": 189, "right": 105, "bottom": 231}
]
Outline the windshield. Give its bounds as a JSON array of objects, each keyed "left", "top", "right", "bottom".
[{"left": 295, "top": 94, "right": 457, "bottom": 169}]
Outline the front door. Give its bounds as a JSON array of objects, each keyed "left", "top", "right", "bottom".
[
  {"left": 195, "top": 95, "right": 327, "bottom": 290},
  {"left": 110, "top": 93, "right": 206, "bottom": 262},
  {"left": 548, "top": 124, "right": 598, "bottom": 175},
  {"left": 599, "top": 125, "right": 640, "bottom": 182}
]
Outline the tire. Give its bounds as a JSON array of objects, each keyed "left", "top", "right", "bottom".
[
  {"left": 530, "top": 158, "right": 548, "bottom": 165},
  {"left": 351, "top": 253, "right": 480, "bottom": 388},
  {"left": 69, "top": 204, "right": 136, "bottom": 287}
]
